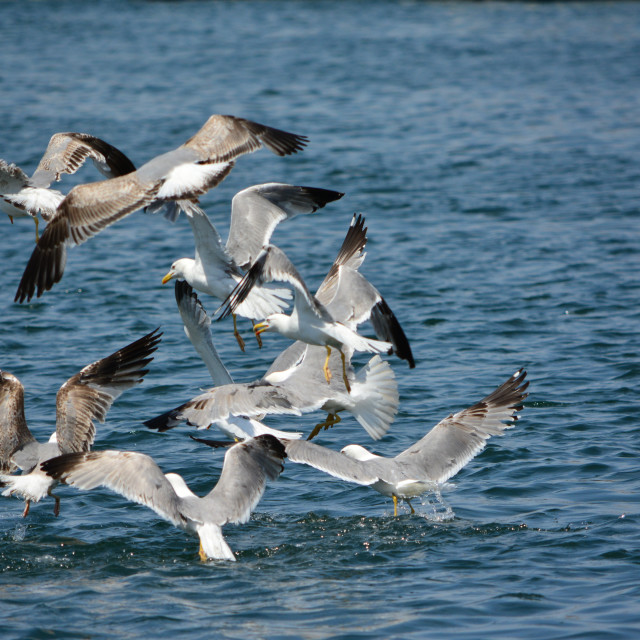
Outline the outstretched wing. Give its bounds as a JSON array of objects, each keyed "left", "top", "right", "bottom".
[
  {"left": 395, "top": 369, "right": 528, "bottom": 483},
  {"left": 202, "top": 435, "right": 286, "bottom": 525},
  {"left": 55, "top": 329, "right": 161, "bottom": 454},
  {"left": 41, "top": 450, "right": 187, "bottom": 527},
  {"left": 226, "top": 183, "right": 343, "bottom": 270},
  {"left": 0, "top": 371, "right": 35, "bottom": 473},
  {"left": 29, "top": 132, "right": 136, "bottom": 188}
]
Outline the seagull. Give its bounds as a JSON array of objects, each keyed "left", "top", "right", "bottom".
[
  {"left": 0, "top": 329, "right": 161, "bottom": 516},
  {"left": 1, "top": 132, "right": 136, "bottom": 241},
  {"left": 41, "top": 434, "right": 286, "bottom": 562},
  {"left": 198, "top": 370, "right": 529, "bottom": 517},
  {"left": 161, "top": 183, "right": 343, "bottom": 350},
  {"left": 147, "top": 216, "right": 406, "bottom": 441},
  {"left": 15, "top": 115, "right": 308, "bottom": 303},
  {"left": 145, "top": 280, "right": 303, "bottom": 440},
  {"left": 217, "top": 243, "right": 393, "bottom": 392}
]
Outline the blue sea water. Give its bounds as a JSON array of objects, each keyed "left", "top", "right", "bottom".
[{"left": 1, "top": 1, "right": 639, "bottom": 638}]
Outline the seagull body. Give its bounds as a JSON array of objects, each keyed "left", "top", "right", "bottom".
[
  {"left": 162, "top": 183, "right": 343, "bottom": 349},
  {"left": 1, "top": 132, "right": 136, "bottom": 240},
  {"left": 15, "top": 115, "right": 308, "bottom": 303},
  {"left": 0, "top": 330, "right": 161, "bottom": 516},
  {"left": 281, "top": 369, "right": 529, "bottom": 515},
  {"left": 41, "top": 434, "right": 286, "bottom": 561},
  {"left": 219, "top": 243, "right": 393, "bottom": 390}
]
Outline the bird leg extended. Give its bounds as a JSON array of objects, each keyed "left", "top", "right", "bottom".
[
  {"left": 33, "top": 217, "right": 39, "bottom": 242},
  {"left": 22, "top": 499, "right": 31, "bottom": 518},
  {"left": 307, "top": 411, "right": 343, "bottom": 440},
  {"left": 323, "top": 346, "right": 332, "bottom": 384},
  {"left": 232, "top": 314, "right": 245, "bottom": 352},
  {"left": 49, "top": 490, "right": 61, "bottom": 517},
  {"left": 199, "top": 541, "right": 208, "bottom": 562},
  {"left": 340, "top": 350, "right": 351, "bottom": 393},
  {"left": 252, "top": 320, "right": 263, "bottom": 349},
  {"left": 405, "top": 498, "right": 415, "bottom": 515},
  {"left": 392, "top": 495, "right": 398, "bottom": 517}
]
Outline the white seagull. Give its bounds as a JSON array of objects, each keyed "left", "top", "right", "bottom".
[
  {"left": 218, "top": 242, "right": 393, "bottom": 392},
  {"left": 41, "top": 434, "right": 286, "bottom": 562},
  {"left": 161, "top": 183, "right": 343, "bottom": 350},
  {"left": 1, "top": 132, "right": 136, "bottom": 241},
  {"left": 0, "top": 329, "right": 161, "bottom": 516},
  {"left": 15, "top": 115, "right": 308, "bottom": 303}
]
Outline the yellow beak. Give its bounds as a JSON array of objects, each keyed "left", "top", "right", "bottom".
[
  {"left": 253, "top": 322, "right": 268, "bottom": 336},
  {"left": 161, "top": 272, "right": 174, "bottom": 285}
]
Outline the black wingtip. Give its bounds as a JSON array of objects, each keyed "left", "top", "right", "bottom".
[
  {"left": 189, "top": 435, "right": 235, "bottom": 449},
  {"left": 371, "top": 298, "right": 415, "bottom": 368}
]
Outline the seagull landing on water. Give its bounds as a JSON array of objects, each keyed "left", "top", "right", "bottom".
[
  {"left": 160, "top": 183, "right": 343, "bottom": 351},
  {"left": 217, "top": 243, "right": 393, "bottom": 393},
  {"left": 15, "top": 115, "right": 308, "bottom": 303},
  {"left": 277, "top": 369, "right": 529, "bottom": 516},
  {"left": 41, "top": 434, "right": 286, "bottom": 562},
  {"left": 1, "top": 132, "right": 136, "bottom": 241},
  {"left": 0, "top": 330, "right": 161, "bottom": 517}
]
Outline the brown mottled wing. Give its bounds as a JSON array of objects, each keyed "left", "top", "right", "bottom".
[
  {"left": 14, "top": 173, "right": 161, "bottom": 302},
  {"left": 0, "top": 371, "right": 35, "bottom": 473},
  {"left": 30, "top": 132, "right": 136, "bottom": 188},
  {"left": 55, "top": 329, "right": 161, "bottom": 454},
  {"left": 182, "top": 115, "right": 307, "bottom": 162}
]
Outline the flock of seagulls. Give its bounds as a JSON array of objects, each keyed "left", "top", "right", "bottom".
[{"left": 1, "top": 115, "right": 529, "bottom": 561}]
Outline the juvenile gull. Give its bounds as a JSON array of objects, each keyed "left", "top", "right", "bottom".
[
  {"left": 161, "top": 183, "right": 343, "bottom": 350},
  {"left": 279, "top": 369, "right": 529, "bottom": 516},
  {"left": 0, "top": 329, "right": 161, "bottom": 516},
  {"left": 15, "top": 115, "right": 308, "bottom": 303},
  {"left": 1, "top": 132, "right": 136, "bottom": 241},
  {"left": 41, "top": 434, "right": 286, "bottom": 561}
]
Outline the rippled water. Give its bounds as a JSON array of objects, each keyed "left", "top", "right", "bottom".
[{"left": 1, "top": 1, "right": 639, "bottom": 638}]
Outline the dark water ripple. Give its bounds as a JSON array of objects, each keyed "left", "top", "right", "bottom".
[{"left": 1, "top": 1, "right": 639, "bottom": 639}]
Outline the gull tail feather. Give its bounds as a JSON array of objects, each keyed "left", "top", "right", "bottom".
[
  {"left": 197, "top": 523, "right": 236, "bottom": 561},
  {"left": 349, "top": 355, "right": 399, "bottom": 440}
]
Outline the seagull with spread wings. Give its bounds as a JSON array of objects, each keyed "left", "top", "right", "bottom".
[
  {"left": 0, "top": 329, "right": 161, "bottom": 516},
  {"left": 41, "top": 434, "right": 286, "bottom": 562},
  {"left": 15, "top": 115, "right": 308, "bottom": 303},
  {"left": 1, "top": 132, "right": 136, "bottom": 241}
]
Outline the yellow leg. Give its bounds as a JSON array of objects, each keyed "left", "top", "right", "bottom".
[
  {"left": 252, "top": 320, "right": 263, "bottom": 348},
  {"left": 34, "top": 217, "right": 39, "bottom": 242},
  {"left": 199, "top": 541, "right": 208, "bottom": 561},
  {"left": 9, "top": 215, "right": 14, "bottom": 224},
  {"left": 232, "top": 314, "right": 245, "bottom": 352},
  {"left": 307, "top": 412, "right": 342, "bottom": 440},
  {"left": 406, "top": 499, "right": 415, "bottom": 515},
  {"left": 22, "top": 499, "right": 31, "bottom": 518},
  {"left": 323, "top": 346, "right": 332, "bottom": 384},
  {"left": 340, "top": 351, "right": 351, "bottom": 393},
  {"left": 393, "top": 495, "right": 398, "bottom": 517}
]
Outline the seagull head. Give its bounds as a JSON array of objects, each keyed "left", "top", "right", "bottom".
[{"left": 162, "top": 259, "right": 189, "bottom": 284}]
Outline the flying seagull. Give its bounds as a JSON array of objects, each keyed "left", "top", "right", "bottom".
[
  {"left": 161, "top": 183, "right": 342, "bottom": 350},
  {"left": 0, "top": 329, "right": 161, "bottom": 516},
  {"left": 1, "top": 132, "right": 136, "bottom": 241},
  {"left": 15, "top": 115, "right": 308, "bottom": 303},
  {"left": 41, "top": 434, "right": 286, "bottom": 562},
  {"left": 217, "top": 243, "right": 393, "bottom": 392}
]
